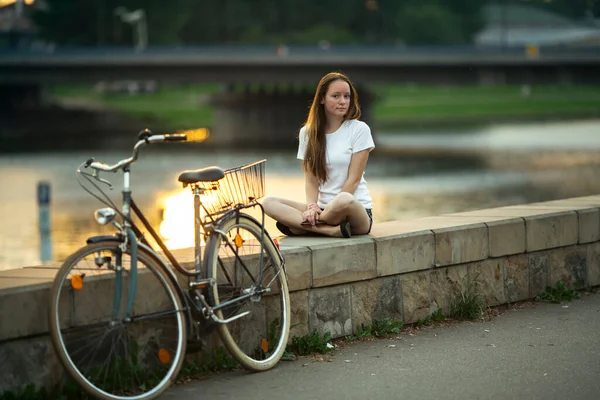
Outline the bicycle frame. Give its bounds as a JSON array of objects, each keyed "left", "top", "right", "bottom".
[{"left": 82, "top": 133, "right": 284, "bottom": 330}]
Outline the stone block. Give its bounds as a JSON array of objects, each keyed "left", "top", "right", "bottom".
[
  {"left": 430, "top": 265, "right": 468, "bottom": 316},
  {"left": 310, "top": 238, "right": 376, "bottom": 287},
  {"left": 525, "top": 211, "right": 578, "bottom": 252},
  {"left": 0, "top": 268, "right": 56, "bottom": 291},
  {"left": 433, "top": 224, "right": 488, "bottom": 267},
  {"left": 587, "top": 242, "right": 600, "bottom": 288},
  {"left": 469, "top": 258, "right": 506, "bottom": 307},
  {"left": 350, "top": 277, "right": 403, "bottom": 332},
  {"left": 548, "top": 246, "right": 587, "bottom": 290},
  {"left": 307, "top": 285, "right": 352, "bottom": 338},
  {"left": 528, "top": 252, "right": 549, "bottom": 297},
  {"left": 289, "top": 290, "right": 309, "bottom": 339},
  {"left": 487, "top": 218, "right": 526, "bottom": 257},
  {"left": 0, "top": 336, "right": 64, "bottom": 393},
  {"left": 280, "top": 247, "right": 311, "bottom": 292},
  {"left": 375, "top": 231, "right": 434, "bottom": 276},
  {"left": 504, "top": 254, "right": 529, "bottom": 303},
  {"left": 0, "top": 286, "right": 50, "bottom": 341},
  {"left": 576, "top": 208, "right": 600, "bottom": 244},
  {"left": 401, "top": 271, "right": 430, "bottom": 324}
]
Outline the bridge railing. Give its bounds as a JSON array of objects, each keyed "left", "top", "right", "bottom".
[{"left": 1, "top": 44, "right": 599, "bottom": 59}]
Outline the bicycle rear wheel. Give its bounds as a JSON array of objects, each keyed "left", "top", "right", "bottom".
[
  {"left": 204, "top": 214, "right": 290, "bottom": 371},
  {"left": 48, "top": 241, "right": 187, "bottom": 400}
]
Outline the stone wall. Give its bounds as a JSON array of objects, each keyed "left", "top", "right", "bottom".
[{"left": 1, "top": 195, "right": 599, "bottom": 393}]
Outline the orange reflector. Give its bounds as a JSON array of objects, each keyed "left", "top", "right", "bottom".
[
  {"left": 158, "top": 348, "right": 171, "bottom": 364},
  {"left": 71, "top": 275, "right": 83, "bottom": 291},
  {"left": 273, "top": 238, "right": 280, "bottom": 249},
  {"left": 261, "top": 338, "right": 269, "bottom": 353},
  {"left": 234, "top": 233, "right": 243, "bottom": 248}
]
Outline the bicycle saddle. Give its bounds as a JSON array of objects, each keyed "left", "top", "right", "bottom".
[{"left": 178, "top": 166, "right": 225, "bottom": 184}]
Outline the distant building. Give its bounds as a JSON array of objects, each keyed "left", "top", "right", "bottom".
[{"left": 475, "top": 3, "right": 600, "bottom": 47}]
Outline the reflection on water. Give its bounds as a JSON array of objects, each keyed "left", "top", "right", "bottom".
[
  {"left": 3, "top": 120, "right": 600, "bottom": 271},
  {"left": 159, "top": 189, "right": 195, "bottom": 250}
]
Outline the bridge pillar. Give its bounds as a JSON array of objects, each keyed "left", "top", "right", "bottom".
[{"left": 209, "top": 83, "right": 373, "bottom": 149}]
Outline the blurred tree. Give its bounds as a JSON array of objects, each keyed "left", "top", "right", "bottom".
[
  {"left": 32, "top": 0, "right": 489, "bottom": 46},
  {"left": 395, "top": 2, "right": 466, "bottom": 45},
  {"left": 32, "top": 0, "right": 195, "bottom": 46}
]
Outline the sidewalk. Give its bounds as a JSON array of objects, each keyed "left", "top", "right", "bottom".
[{"left": 165, "top": 292, "right": 600, "bottom": 400}]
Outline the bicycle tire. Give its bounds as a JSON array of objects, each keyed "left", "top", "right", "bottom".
[
  {"left": 48, "top": 241, "right": 187, "bottom": 400},
  {"left": 204, "top": 214, "right": 291, "bottom": 371}
]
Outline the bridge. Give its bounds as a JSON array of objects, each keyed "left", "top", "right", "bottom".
[{"left": 2, "top": 45, "right": 600, "bottom": 148}]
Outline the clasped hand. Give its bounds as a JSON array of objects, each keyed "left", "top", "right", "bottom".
[{"left": 302, "top": 204, "right": 322, "bottom": 226}]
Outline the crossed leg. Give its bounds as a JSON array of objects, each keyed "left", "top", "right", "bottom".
[{"left": 262, "top": 192, "right": 371, "bottom": 237}]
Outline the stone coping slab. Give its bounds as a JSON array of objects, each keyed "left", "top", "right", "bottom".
[{"left": 1, "top": 195, "right": 599, "bottom": 342}]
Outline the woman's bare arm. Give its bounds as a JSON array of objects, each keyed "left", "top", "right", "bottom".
[
  {"left": 341, "top": 149, "right": 370, "bottom": 194},
  {"left": 305, "top": 171, "right": 320, "bottom": 206}
]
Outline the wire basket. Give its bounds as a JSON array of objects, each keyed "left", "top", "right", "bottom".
[{"left": 193, "top": 159, "right": 266, "bottom": 216}]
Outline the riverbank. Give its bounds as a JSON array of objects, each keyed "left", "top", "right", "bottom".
[{"left": 49, "top": 84, "right": 600, "bottom": 132}]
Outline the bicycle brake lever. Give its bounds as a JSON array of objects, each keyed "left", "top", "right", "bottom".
[
  {"left": 87, "top": 170, "right": 113, "bottom": 190},
  {"left": 96, "top": 175, "right": 113, "bottom": 189}
]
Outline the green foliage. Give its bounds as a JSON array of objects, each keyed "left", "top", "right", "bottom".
[
  {"left": 346, "top": 323, "right": 373, "bottom": 341},
  {"left": 346, "top": 318, "right": 404, "bottom": 341},
  {"left": 536, "top": 281, "right": 580, "bottom": 303},
  {"left": 287, "top": 330, "right": 334, "bottom": 355},
  {"left": 371, "top": 317, "right": 404, "bottom": 336},
  {"left": 32, "top": 0, "right": 196, "bottom": 46},
  {"left": 450, "top": 276, "right": 487, "bottom": 321},
  {"left": 31, "top": 0, "right": 489, "bottom": 46},
  {"left": 395, "top": 3, "right": 466, "bottom": 45},
  {"left": 0, "top": 383, "right": 83, "bottom": 400},
  {"left": 0, "top": 349, "right": 240, "bottom": 400},
  {"left": 178, "top": 348, "right": 240, "bottom": 378},
  {"left": 417, "top": 308, "right": 447, "bottom": 326},
  {"left": 30, "top": 0, "right": 597, "bottom": 47}
]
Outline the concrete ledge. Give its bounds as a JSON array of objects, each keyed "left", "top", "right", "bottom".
[
  {"left": 372, "top": 229, "right": 434, "bottom": 276},
  {"left": 309, "top": 237, "right": 377, "bottom": 287},
  {"left": 525, "top": 211, "right": 578, "bottom": 252},
  {"left": 577, "top": 208, "right": 600, "bottom": 244},
  {"left": 486, "top": 218, "right": 526, "bottom": 257},
  {"left": 1, "top": 195, "right": 600, "bottom": 393}
]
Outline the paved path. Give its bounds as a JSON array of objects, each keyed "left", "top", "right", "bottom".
[{"left": 165, "top": 293, "right": 600, "bottom": 400}]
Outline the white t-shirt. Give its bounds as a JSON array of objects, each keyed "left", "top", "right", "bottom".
[{"left": 297, "top": 119, "right": 375, "bottom": 209}]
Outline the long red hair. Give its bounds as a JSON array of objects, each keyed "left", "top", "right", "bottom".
[{"left": 301, "top": 72, "right": 361, "bottom": 183}]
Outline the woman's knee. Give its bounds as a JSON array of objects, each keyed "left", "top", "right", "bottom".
[
  {"left": 332, "top": 192, "right": 359, "bottom": 210},
  {"left": 261, "top": 196, "right": 280, "bottom": 214}
]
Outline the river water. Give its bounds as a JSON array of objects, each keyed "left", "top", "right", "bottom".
[{"left": 2, "top": 119, "right": 600, "bottom": 271}]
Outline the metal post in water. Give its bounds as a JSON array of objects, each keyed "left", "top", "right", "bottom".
[{"left": 37, "top": 181, "right": 53, "bottom": 263}]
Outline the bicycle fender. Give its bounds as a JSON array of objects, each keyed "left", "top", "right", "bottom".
[{"left": 86, "top": 235, "right": 123, "bottom": 244}]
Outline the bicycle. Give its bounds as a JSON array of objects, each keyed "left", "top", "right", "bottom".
[{"left": 47, "top": 129, "right": 291, "bottom": 400}]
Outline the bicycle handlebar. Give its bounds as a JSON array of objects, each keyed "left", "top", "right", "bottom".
[{"left": 85, "top": 131, "right": 187, "bottom": 173}]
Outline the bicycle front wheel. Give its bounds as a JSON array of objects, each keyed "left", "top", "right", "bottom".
[
  {"left": 48, "top": 241, "right": 187, "bottom": 400},
  {"left": 204, "top": 214, "right": 291, "bottom": 371}
]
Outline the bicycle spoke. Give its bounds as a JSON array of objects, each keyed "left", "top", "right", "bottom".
[
  {"left": 206, "top": 215, "right": 290, "bottom": 371},
  {"left": 49, "top": 242, "right": 187, "bottom": 399}
]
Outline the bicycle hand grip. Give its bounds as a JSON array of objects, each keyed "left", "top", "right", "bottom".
[{"left": 164, "top": 134, "right": 187, "bottom": 142}]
